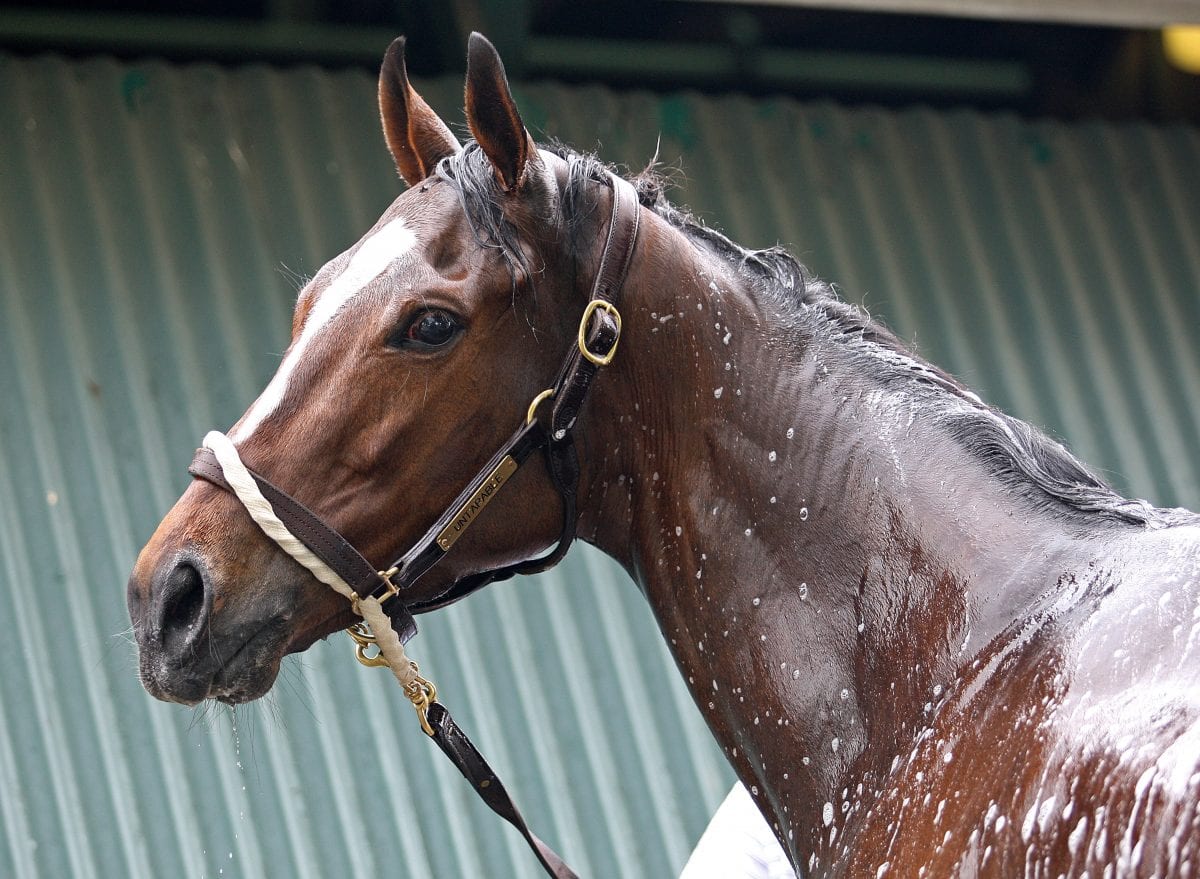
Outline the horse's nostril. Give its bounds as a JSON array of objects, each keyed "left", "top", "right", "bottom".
[{"left": 157, "top": 560, "right": 210, "bottom": 651}]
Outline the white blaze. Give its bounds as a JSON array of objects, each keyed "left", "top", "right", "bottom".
[{"left": 232, "top": 216, "right": 418, "bottom": 440}]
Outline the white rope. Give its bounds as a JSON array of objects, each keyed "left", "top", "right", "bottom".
[
  {"left": 203, "top": 431, "right": 356, "bottom": 601},
  {"left": 202, "top": 430, "right": 417, "bottom": 684},
  {"left": 359, "top": 595, "right": 421, "bottom": 690}
]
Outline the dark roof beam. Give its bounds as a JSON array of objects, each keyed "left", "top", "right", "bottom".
[{"left": 526, "top": 36, "right": 1033, "bottom": 98}]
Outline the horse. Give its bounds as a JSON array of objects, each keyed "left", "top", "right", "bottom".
[{"left": 127, "top": 32, "right": 1200, "bottom": 878}]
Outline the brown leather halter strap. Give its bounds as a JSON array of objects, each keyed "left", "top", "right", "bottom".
[{"left": 188, "top": 173, "right": 640, "bottom": 879}]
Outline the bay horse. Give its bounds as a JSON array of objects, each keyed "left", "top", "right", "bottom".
[{"left": 127, "top": 32, "right": 1200, "bottom": 878}]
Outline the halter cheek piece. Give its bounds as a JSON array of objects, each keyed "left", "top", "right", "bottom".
[{"left": 188, "top": 173, "right": 640, "bottom": 879}]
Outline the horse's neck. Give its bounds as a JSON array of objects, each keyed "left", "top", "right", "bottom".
[{"left": 577, "top": 231, "right": 1085, "bottom": 846}]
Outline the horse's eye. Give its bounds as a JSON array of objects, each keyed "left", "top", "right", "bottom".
[{"left": 394, "top": 309, "right": 461, "bottom": 350}]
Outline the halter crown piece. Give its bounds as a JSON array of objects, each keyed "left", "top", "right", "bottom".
[{"left": 187, "top": 173, "right": 641, "bottom": 879}]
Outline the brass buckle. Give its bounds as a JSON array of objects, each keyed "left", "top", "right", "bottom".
[
  {"left": 375, "top": 566, "right": 401, "bottom": 603},
  {"left": 577, "top": 299, "right": 621, "bottom": 367}
]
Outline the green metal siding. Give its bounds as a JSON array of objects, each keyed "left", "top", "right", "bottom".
[{"left": 0, "top": 52, "right": 1196, "bottom": 878}]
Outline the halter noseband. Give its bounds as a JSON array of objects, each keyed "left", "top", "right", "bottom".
[{"left": 186, "top": 173, "right": 641, "bottom": 879}]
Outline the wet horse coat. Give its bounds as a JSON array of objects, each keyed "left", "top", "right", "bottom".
[{"left": 127, "top": 33, "right": 1200, "bottom": 877}]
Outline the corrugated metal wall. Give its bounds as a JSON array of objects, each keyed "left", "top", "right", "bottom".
[{"left": 0, "top": 52, "right": 1196, "bottom": 878}]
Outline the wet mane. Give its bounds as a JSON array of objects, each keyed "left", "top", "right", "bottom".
[{"left": 437, "top": 140, "right": 1190, "bottom": 530}]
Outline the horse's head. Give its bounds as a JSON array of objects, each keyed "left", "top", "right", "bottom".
[{"left": 128, "top": 34, "right": 604, "bottom": 705}]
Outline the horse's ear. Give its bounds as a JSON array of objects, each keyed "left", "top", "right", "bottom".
[
  {"left": 464, "top": 32, "right": 537, "bottom": 192},
  {"left": 379, "top": 36, "right": 461, "bottom": 187}
]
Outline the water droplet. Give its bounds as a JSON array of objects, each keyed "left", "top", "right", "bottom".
[
  {"left": 750, "top": 785, "right": 759, "bottom": 796},
  {"left": 675, "top": 526, "right": 682, "bottom": 536},
  {"left": 823, "top": 802, "right": 835, "bottom": 826},
  {"left": 786, "top": 427, "right": 795, "bottom": 439},
  {"left": 713, "top": 387, "right": 723, "bottom": 398},
  {"left": 803, "top": 756, "right": 811, "bottom": 765},
  {"left": 744, "top": 527, "right": 753, "bottom": 536},
  {"left": 770, "top": 496, "right": 777, "bottom": 504},
  {"left": 793, "top": 669, "right": 801, "bottom": 679},
  {"left": 768, "top": 450, "right": 777, "bottom": 462},
  {"left": 799, "top": 507, "right": 809, "bottom": 520},
  {"left": 752, "top": 597, "right": 761, "bottom": 606},
  {"left": 798, "top": 583, "right": 809, "bottom": 600},
  {"left": 841, "top": 688, "right": 850, "bottom": 700},
  {"left": 832, "top": 737, "right": 840, "bottom": 752}
]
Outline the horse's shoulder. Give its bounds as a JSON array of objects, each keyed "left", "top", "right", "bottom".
[
  {"left": 1044, "top": 522, "right": 1200, "bottom": 765},
  {"left": 1090, "top": 519, "right": 1200, "bottom": 623}
]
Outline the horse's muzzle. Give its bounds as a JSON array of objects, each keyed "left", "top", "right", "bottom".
[{"left": 128, "top": 549, "right": 288, "bottom": 705}]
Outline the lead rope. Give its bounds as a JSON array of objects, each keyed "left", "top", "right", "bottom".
[
  {"left": 199, "top": 429, "right": 580, "bottom": 879},
  {"left": 202, "top": 431, "right": 424, "bottom": 698},
  {"left": 194, "top": 175, "right": 637, "bottom": 879}
]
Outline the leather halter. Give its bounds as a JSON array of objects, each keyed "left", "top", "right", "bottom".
[{"left": 188, "top": 173, "right": 641, "bottom": 879}]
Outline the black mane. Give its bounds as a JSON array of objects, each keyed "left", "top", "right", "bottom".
[{"left": 437, "top": 140, "right": 1185, "bottom": 530}]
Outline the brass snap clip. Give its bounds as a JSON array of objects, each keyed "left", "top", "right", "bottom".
[
  {"left": 404, "top": 665, "right": 439, "bottom": 737},
  {"left": 345, "top": 621, "right": 389, "bottom": 668}
]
